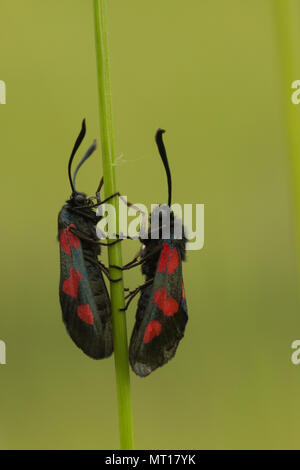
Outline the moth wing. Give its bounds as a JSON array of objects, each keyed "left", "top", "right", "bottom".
[
  {"left": 129, "top": 246, "right": 188, "bottom": 377},
  {"left": 59, "top": 220, "right": 113, "bottom": 359}
]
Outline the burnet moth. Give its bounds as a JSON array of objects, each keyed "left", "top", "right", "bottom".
[
  {"left": 58, "top": 119, "right": 121, "bottom": 359},
  {"left": 115, "top": 129, "right": 188, "bottom": 377}
]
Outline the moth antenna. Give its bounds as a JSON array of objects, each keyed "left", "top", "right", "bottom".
[
  {"left": 96, "top": 176, "right": 104, "bottom": 195},
  {"left": 96, "top": 177, "right": 104, "bottom": 204},
  {"left": 68, "top": 119, "right": 86, "bottom": 193},
  {"left": 72, "top": 140, "right": 97, "bottom": 191},
  {"left": 155, "top": 129, "right": 172, "bottom": 207}
]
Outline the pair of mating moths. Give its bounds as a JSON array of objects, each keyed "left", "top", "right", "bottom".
[{"left": 58, "top": 120, "right": 188, "bottom": 377}]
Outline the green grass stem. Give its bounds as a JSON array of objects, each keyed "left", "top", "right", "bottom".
[{"left": 93, "top": 0, "right": 134, "bottom": 450}]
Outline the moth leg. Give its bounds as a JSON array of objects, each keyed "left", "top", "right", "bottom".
[
  {"left": 110, "top": 245, "right": 161, "bottom": 271},
  {"left": 78, "top": 192, "right": 122, "bottom": 210},
  {"left": 110, "top": 247, "right": 145, "bottom": 271},
  {"left": 91, "top": 193, "right": 147, "bottom": 234},
  {"left": 120, "top": 290, "right": 139, "bottom": 311},
  {"left": 110, "top": 258, "right": 145, "bottom": 271},
  {"left": 84, "top": 254, "right": 122, "bottom": 282},
  {"left": 69, "top": 227, "right": 123, "bottom": 246},
  {"left": 113, "top": 233, "right": 137, "bottom": 241},
  {"left": 65, "top": 191, "right": 129, "bottom": 211},
  {"left": 90, "top": 192, "right": 136, "bottom": 210},
  {"left": 124, "top": 278, "right": 154, "bottom": 299},
  {"left": 98, "top": 260, "right": 122, "bottom": 282},
  {"left": 99, "top": 239, "right": 124, "bottom": 247},
  {"left": 120, "top": 278, "right": 154, "bottom": 311},
  {"left": 92, "top": 238, "right": 124, "bottom": 247},
  {"left": 70, "top": 227, "right": 134, "bottom": 246},
  {"left": 68, "top": 228, "right": 97, "bottom": 242},
  {"left": 101, "top": 269, "right": 122, "bottom": 283},
  {"left": 94, "top": 179, "right": 134, "bottom": 212}
]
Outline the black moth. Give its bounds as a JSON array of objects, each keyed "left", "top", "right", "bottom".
[
  {"left": 116, "top": 129, "right": 188, "bottom": 377},
  {"left": 58, "top": 120, "right": 120, "bottom": 359}
]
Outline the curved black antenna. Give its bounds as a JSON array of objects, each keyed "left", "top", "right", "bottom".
[
  {"left": 96, "top": 176, "right": 104, "bottom": 195},
  {"left": 95, "top": 177, "right": 104, "bottom": 204},
  {"left": 68, "top": 119, "right": 86, "bottom": 193},
  {"left": 72, "top": 140, "right": 97, "bottom": 191},
  {"left": 155, "top": 128, "right": 172, "bottom": 207}
]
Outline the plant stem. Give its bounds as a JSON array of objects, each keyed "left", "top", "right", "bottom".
[
  {"left": 93, "top": 0, "right": 134, "bottom": 450},
  {"left": 273, "top": 1, "right": 300, "bottom": 275}
]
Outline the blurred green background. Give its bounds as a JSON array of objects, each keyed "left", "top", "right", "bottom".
[{"left": 1, "top": 0, "right": 300, "bottom": 450}]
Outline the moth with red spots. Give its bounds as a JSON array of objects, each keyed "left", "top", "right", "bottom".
[
  {"left": 58, "top": 120, "right": 118, "bottom": 359},
  {"left": 116, "top": 129, "right": 188, "bottom": 377}
]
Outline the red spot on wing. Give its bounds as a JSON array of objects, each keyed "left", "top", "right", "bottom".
[
  {"left": 62, "top": 266, "right": 82, "bottom": 298},
  {"left": 153, "top": 287, "right": 178, "bottom": 316},
  {"left": 59, "top": 224, "right": 80, "bottom": 256},
  {"left": 60, "top": 229, "right": 70, "bottom": 255},
  {"left": 144, "top": 320, "right": 162, "bottom": 344},
  {"left": 158, "top": 243, "right": 170, "bottom": 273},
  {"left": 157, "top": 243, "right": 179, "bottom": 274},
  {"left": 182, "top": 283, "right": 185, "bottom": 299},
  {"left": 163, "top": 296, "right": 178, "bottom": 316},
  {"left": 153, "top": 287, "right": 167, "bottom": 309},
  {"left": 167, "top": 247, "right": 179, "bottom": 274},
  {"left": 77, "top": 304, "right": 94, "bottom": 325},
  {"left": 68, "top": 224, "right": 80, "bottom": 249}
]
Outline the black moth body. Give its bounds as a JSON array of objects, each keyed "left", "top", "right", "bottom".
[
  {"left": 126, "top": 129, "right": 188, "bottom": 377},
  {"left": 58, "top": 120, "right": 113, "bottom": 359}
]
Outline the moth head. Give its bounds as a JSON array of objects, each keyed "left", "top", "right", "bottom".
[{"left": 72, "top": 191, "right": 87, "bottom": 206}]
